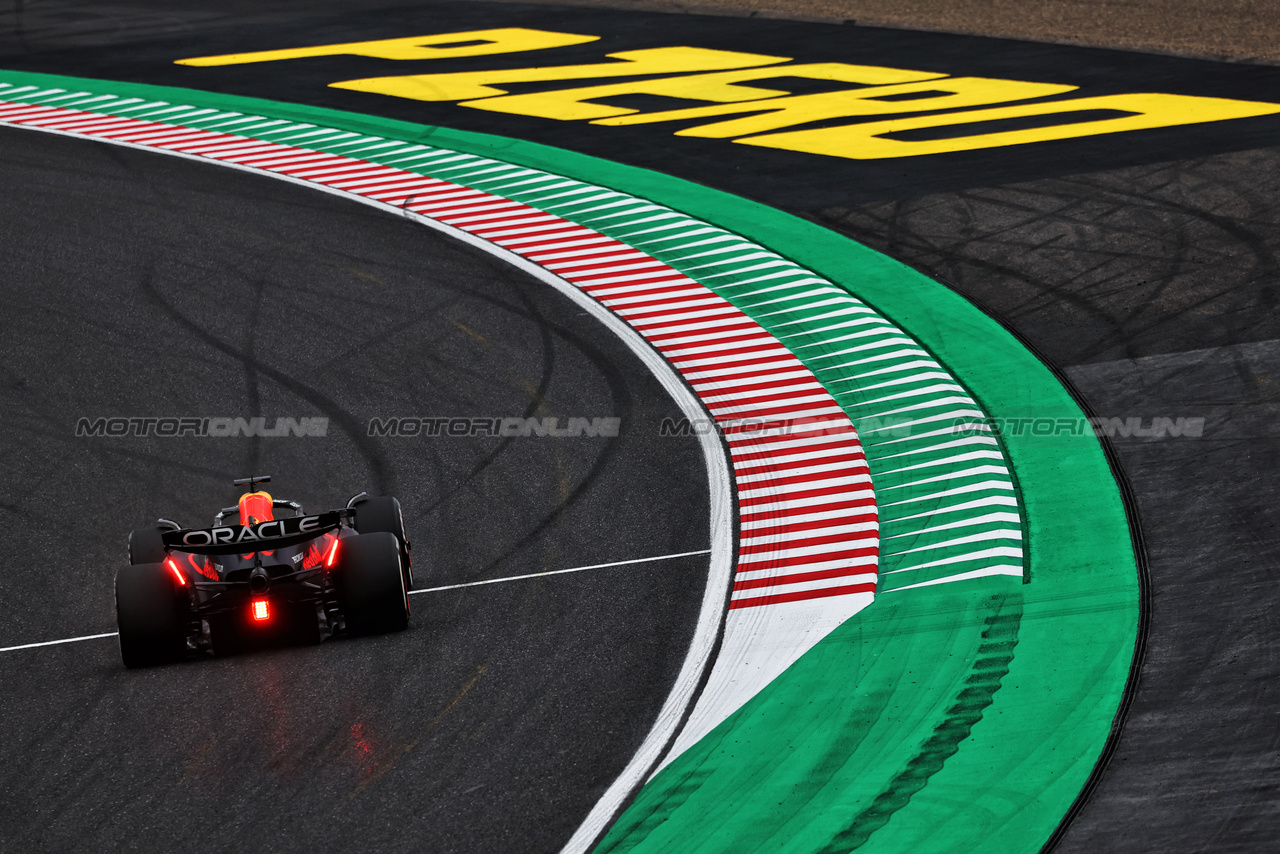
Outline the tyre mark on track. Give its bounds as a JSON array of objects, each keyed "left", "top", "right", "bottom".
[
  {"left": 136, "top": 263, "right": 394, "bottom": 494},
  {"left": 820, "top": 149, "right": 1280, "bottom": 365}
]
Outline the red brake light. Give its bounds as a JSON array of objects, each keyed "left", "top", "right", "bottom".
[
  {"left": 251, "top": 599, "right": 270, "bottom": 622},
  {"left": 325, "top": 537, "right": 340, "bottom": 569},
  {"left": 165, "top": 557, "right": 186, "bottom": 586}
]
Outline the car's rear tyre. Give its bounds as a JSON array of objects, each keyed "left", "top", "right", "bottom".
[
  {"left": 352, "top": 496, "right": 414, "bottom": 589},
  {"left": 339, "top": 532, "right": 409, "bottom": 636},
  {"left": 115, "top": 563, "right": 187, "bottom": 668},
  {"left": 128, "top": 526, "right": 167, "bottom": 565}
]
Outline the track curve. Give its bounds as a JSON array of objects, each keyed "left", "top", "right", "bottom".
[
  {"left": 0, "top": 126, "right": 712, "bottom": 853},
  {"left": 4, "top": 4, "right": 1276, "bottom": 852}
]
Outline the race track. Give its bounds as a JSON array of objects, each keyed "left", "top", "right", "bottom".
[
  {"left": 1, "top": 2, "right": 1278, "bottom": 852},
  {"left": 0, "top": 125, "right": 712, "bottom": 852}
]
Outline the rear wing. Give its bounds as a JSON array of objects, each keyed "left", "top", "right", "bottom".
[{"left": 163, "top": 511, "right": 342, "bottom": 555}]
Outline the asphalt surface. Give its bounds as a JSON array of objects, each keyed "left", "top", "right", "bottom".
[
  {"left": 1, "top": 2, "right": 1278, "bottom": 852},
  {"left": 0, "top": 127, "right": 711, "bottom": 852}
]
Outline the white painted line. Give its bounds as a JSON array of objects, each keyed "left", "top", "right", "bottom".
[
  {"left": 878, "top": 465, "right": 1013, "bottom": 491},
  {"left": 741, "top": 506, "right": 878, "bottom": 531},
  {"left": 860, "top": 405, "right": 983, "bottom": 428},
  {"left": 732, "top": 446, "right": 867, "bottom": 473},
  {"left": 473, "top": 219, "right": 580, "bottom": 239},
  {"left": 738, "top": 520, "right": 879, "bottom": 547},
  {"left": 534, "top": 246, "right": 649, "bottom": 265},
  {"left": 879, "top": 481, "right": 1017, "bottom": 507},
  {"left": 882, "top": 546, "right": 1025, "bottom": 575},
  {"left": 859, "top": 383, "right": 969, "bottom": 408},
  {"left": 888, "top": 564, "right": 1024, "bottom": 590},
  {"left": 430, "top": 200, "right": 531, "bottom": 221},
  {"left": 0, "top": 553, "right": 713, "bottom": 653},
  {"left": 521, "top": 235, "right": 618, "bottom": 255},
  {"left": 748, "top": 286, "right": 840, "bottom": 308},
  {"left": 0, "top": 632, "right": 117, "bottom": 654},
  {"left": 738, "top": 473, "right": 872, "bottom": 499},
  {"left": 494, "top": 226, "right": 596, "bottom": 249},
  {"left": 732, "top": 573, "right": 878, "bottom": 598},
  {"left": 844, "top": 358, "right": 944, "bottom": 381},
  {"left": 710, "top": 401, "right": 845, "bottom": 423},
  {"left": 883, "top": 495, "right": 1018, "bottom": 523},
  {"left": 409, "top": 550, "right": 712, "bottom": 595},
  {"left": 855, "top": 370, "right": 955, "bottom": 392},
  {"left": 873, "top": 436, "right": 1000, "bottom": 461},
  {"left": 612, "top": 292, "right": 728, "bottom": 314},
  {"left": 128, "top": 130, "right": 221, "bottom": 147},
  {"left": 574, "top": 269, "right": 688, "bottom": 289},
  {"left": 734, "top": 459, "right": 868, "bottom": 485},
  {"left": 866, "top": 424, "right": 993, "bottom": 448},
  {"left": 635, "top": 308, "right": 761, "bottom": 333},
  {"left": 333, "top": 174, "right": 433, "bottom": 193},
  {"left": 756, "top": 296, "right": 862, "bottom": 317},
  {"left": 859, "top": 410, "right": 987, "bottom": 436},
  {"left": 884, "top": 528, "right": 1022, "bottom": 556},
  {"left": 733, "top": 556, "right": 879, "bottom": 584},
  {"left": 545, "top": 253, "right": 657, "bottom": 272},
  {"left": 736, "top": 540, "right": 878, "bottom": 565},
  {"left": 732, "top": 431, "right": 862, "bottom": 456},
  {"left": 701, "top": 381, "right": 826, "bottom": 405},
  {"left": 739, "top": 488, "right": 877, "bottom": 515},
  {"left": 875, "top": 450, "right": 1008, "bottom": 477},
  {"left": 564, "top": 258, "right": 673, "bottom": 279},
  {"left": 885, "top": 511, "right": 1022, "bottom": 539}
]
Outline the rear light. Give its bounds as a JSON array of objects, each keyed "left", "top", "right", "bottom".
[
  {"left": 165, "top": 557, "right": 186, "bottom": 586},
  {"left": 325, "top": 537, "right": 340, "bottom": 569},
  {"left": 251, "top": 599, "right": 270, "bottom": 622}
]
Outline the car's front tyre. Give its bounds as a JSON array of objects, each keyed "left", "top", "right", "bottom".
[
  {"left": 127, "top": 526, "right": 167, "bottom": 565},
  {"left": 351, "top": 496, "right": 414, "bottom": 590}
]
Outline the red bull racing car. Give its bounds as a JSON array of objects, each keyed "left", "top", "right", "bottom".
[{"left": 115, "top": 476, "right": 412, "bottom": 667}]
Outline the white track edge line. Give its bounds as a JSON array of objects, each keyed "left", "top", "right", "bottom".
[
  {"left": 409, "top": 549, "right": 713, "bottom": 594},
  {"left": 0, "top": 632, "right": 119, "bottom": 654},
  {"left": 1, "top": 553, "right": 714, "bottom": 653}
]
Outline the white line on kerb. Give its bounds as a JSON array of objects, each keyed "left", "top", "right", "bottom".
[
  {"left": 409, "top": 549, "right": 712, "bottom": 595},
  {"left": 0, "top": 550, "right": 713, "bottom": 655}
]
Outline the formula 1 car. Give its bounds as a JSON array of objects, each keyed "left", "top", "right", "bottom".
[{"left": 115, "top": 476, "right": 412, "bottom": 668}]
